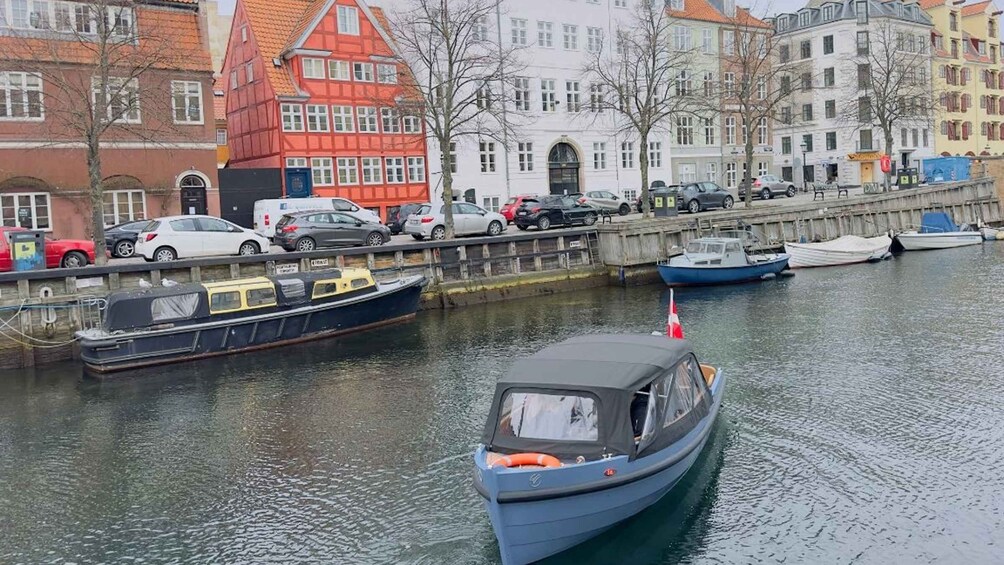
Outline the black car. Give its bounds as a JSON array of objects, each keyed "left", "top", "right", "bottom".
[
  {"left": 386, "top": 202, "right": 423, "bottom": 235},
  {"left": 274, "top": 210, "right": 391, "bottom": 251},
  {"left": 637, "top": 182, "right": 734, "bottom": 214},
  {"left": 105, "top": 219, "right": 151, "bottom": 258},
  {"left": 513, "top": 195, "right": 599, "bottom": 230}
]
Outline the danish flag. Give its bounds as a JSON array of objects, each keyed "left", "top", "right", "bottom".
[{"left": 667, "top": 289, "right": 685, "bottom": 339}]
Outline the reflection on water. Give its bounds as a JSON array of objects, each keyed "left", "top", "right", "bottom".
[{"left": 2, "top": 245, "right": 1004, "bottom": 563}]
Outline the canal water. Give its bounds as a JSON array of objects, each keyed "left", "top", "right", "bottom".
[{"left": 2, "top": 245, "right": 1003, "bottom": 564}]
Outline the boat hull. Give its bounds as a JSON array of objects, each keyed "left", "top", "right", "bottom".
[
  {"left": 77, "top": 276, "right": 425, "bottom": 373},
  {"left": 476, "top": 372, "right": 726, "bottom": 565},
  {"left": 657, "top": 256, "right": 789, "bottom": 286},
  {"left": 895, "top": 232, "right": 983, "bottom": 250},
  {"left": 785, "top": 236, "right": 892, "bottom": 268}
]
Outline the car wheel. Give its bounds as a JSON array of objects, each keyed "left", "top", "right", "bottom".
[
  {"left": 431, "top": 225, "right": 447, "bottom": 240},
  {"left": 583, "top": 212, "right": 597, "bottom": 226},
  {"left": 239, "top": 241, "right": 261, "bottom": 256},
  {"left": 60, "top": 251, "right": 88, "bottom": 268},
  {"left": 114, "top": 239, "right": 135, "bottom": 258},
  {"left": 366, "top": 232, "right": 385, "bottom": 246},
  {"left": 786, "top": 186, "right": 797, "bottom": 198},
  {"left": 537, "top": 216, "right": 551, "bottom": 230},
  {"left": 154, "top": 247, "right": 177, "bottom": 262},
  {"left": 760, "top": 188, "right": 771, "bottom": 200},
  {"left": 722, "top": 196, "right": 734, "bottom": 209},
  {"left": 516, "top": 224, "right": 528, "bottom": 231},
  {"left": 295, "top": 237, "right": 316, "bottom": 252},
  {"left": 487, "top": 220, "right": 503, "bottom": 236},
  {"left": 688, "top": 199, "right": 701, "bottom": 214},
  {"left": 618, "top": 203, "right": 630, "bottom": 216},
  {"left": 412, "top": 234, "right": 424, "bottom": 240}
]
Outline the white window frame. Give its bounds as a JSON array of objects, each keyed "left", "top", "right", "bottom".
[
  {"left": 280, "top": 103, "right": 304, "bottom": 132},
  {"left": 479, "top": 140, "right": 497, "bottom": 173},
  {"left": 702, "top": 28, "right": 713, "bottom": 54},
  {"left": 514, "top": 77, "right": 531, "bottom": 111},
  {"left": 337, "top": 157, "right": 359, "bottom": 185},
  {"left": 593, "top": 142, "right": 607, "bottom": 170},
  {"left": 92, "top": 77, "right": 140, "bottom": 124},
  {"left": 332, "top": 105, "right": 355, "bottom": 132},
  {"left": 385, "top": 157, "right": 405, "bottom": 183},
  {"left": 563, "top": 24, "right": 578, "bottom": 50},
  {"left": 511, "top": 18, "right": 527, "bottom": 45},
  {"left": 245, "top": 62, "right": 254, "bottom": 83},
  {"left": 725, "top": 116, "right": 736, "bottom": 145},
  {"left": 102, "top": 189, "right": 146, "bottom": 227},
  {"left": 541, "top": 78, "right": 556, "bottom": 112},
  {"left": 356, "top": 106, "right": 378, "bottom": 133},
  {"left": 329, "top": 60, "right": 351, "bottom": 81},
  {"left": 285, "top": 157, "right": 307, "bottom": 168},
  {"left": 0, "top": 192, "right": 51, "bottom": 231},
  {"left": 403, "top": 114, "right": 422, "bottom": 134},
  {"left": 306, "top": 104, "right": 329, "bottom": 132},
  {"left": 311, "top": 157, "right": 334, "bottom": 186},
  {"left": 0, "top": 71, "right": 44, "bottom": 121},
  {"left": 377, "top": 64, "right": 398, "bottom": 84},
  {"left": 517, "top": 141, "right": 534, "bottom": 172},
  {"left": 302, "top": 58, "right": 325, "bottom": 79},
  {"left": 337, "top": 5, "right": 359, "bottom": 35},
  {"left": 380, "top": 107, "right": 400, "bottom": 133},
  {"left": 171, "top": 81, "right": 203, "bottom": 124},
  {"left": 353, "top": 62, "right": 374, "bottom": 82},
  {"left": 621, "top": 141, "right": 634, "bottom": 168},
  {"left": 538, "top": 21, "right": 553, "bottom": 48},
  {"left": 216, "top": 128, "right": 227, "bottom": 145},
  {"left": 407, "top": 156, "right": 426, "bottom": 182},
  {"left": 705, "top": 162, "right": 718, "bottom": 182},
  {"left": 361, "top": 157, "right": 383, "bottom": 185},
  {"left": 649, "top": 141, "right": 662, "bottom": 168},
  {"left": 587, "top": 27, "right": 603, "bottom": 53}
]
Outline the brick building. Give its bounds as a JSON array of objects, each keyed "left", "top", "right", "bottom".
[
  {"left": 223, "top": 0, "right": 429, "bottom": 221},
  {"left": 0, "top": 0, "right": 219, "bottom": 239}
]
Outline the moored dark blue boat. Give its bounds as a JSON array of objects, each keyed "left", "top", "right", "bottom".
[
  {"left": 657, "top": 237, "right": 790, "bottom": 286},
  {"left": 474, "top": 334, "right": 725, "bottom": 565}
]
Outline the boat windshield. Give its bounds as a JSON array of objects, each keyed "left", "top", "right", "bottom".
[
  {"left": 685, "top": 241, "right": 706, "bottom": 254},
  {"left": 497, "top": 391, "right": 599, "bottom": 442}
]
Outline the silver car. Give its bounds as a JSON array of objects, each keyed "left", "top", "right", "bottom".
[
  {"left": 405, "top": 202, "right": 508, "bottom": 240},
  {"left": 577, "top": 190, "right": 633, "bottom": 216},
  {"left": 739, "top": 174, "right": 798, "bottom": 200}
]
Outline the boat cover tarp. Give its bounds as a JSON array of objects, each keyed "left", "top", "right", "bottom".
[
  {"left": 787, "top": 235, "right": 892, "bottom": 252},
  {"left": 482, "top": 335, "right": 694, "bottom": 459},
  {"left": 920, "top": 212, "right": 959, "bottom": 234}
]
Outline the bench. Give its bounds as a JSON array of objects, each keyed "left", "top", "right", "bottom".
[{"left": 812, "top": 182, "right": 849, "bottom": 200}]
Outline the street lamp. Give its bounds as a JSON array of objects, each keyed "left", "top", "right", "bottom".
[{"left": 799, "top": 141, "right": 808, "bottom": 192}]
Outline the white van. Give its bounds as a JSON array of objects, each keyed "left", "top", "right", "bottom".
[{"left": 253, "top": 197, "right": 382, "bottom": 239}]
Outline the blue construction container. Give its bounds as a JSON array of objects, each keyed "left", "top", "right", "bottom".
[{"left": 922, "top": 157, "right": 970, "bottom": 184}]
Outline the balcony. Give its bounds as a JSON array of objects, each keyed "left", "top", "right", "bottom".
[{"left": 856, "top": 140, "right": 874, "bottom": 152}]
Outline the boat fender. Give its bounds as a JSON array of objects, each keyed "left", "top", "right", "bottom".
[
  {"left": 760, "top": 273, "right": 776, "bottom": 280},
  {"left": 493, "top": 453, "right": 561, "bottom": 469}
]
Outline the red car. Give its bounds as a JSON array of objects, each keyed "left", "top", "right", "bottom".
[
  {"left": 0, "top": 227, "right": 97, "bottom": 271},
  {"left": 500, "top": 194, "right": 539, "bottom": 223}
]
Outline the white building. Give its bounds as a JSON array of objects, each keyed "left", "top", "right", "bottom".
[{"left": 769, "top": 0, "right": 935, "bottom": 187}]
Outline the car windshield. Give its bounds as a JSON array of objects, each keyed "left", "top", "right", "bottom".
[
  {"left": 497, "top": 391, "right": 599, "bottom": 442},
  {"left": 520, "top": 199, "right": 539, "bottom": 206},
  {"left": 416, "top": 205, "right": 432, "bottom": 215},
  {"left": 141, "top": 221, "right": 160, "bottom": 233},
  {"left": 504, "top": 197, "right": 518, "bottom": 205}
]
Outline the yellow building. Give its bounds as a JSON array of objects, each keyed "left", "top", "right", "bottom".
[{"left": 923, "top": 0, "right": 1004, "bottom": 156}]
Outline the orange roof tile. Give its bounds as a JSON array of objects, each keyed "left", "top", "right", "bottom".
[
  {"left": 734, "top": 6, "right": 772, "bottom": 29},
  {"left": 919, "top": 0, "right": 947, "bottom": 8},
  {"left": 668, "top": 0, "right": 731, "bottom": 24},
  {"left": 240, "top": 0, "right": 316, "bottom": 96},
  {"left": 962, "top": 1, "right": 992, "bottom": 15}
]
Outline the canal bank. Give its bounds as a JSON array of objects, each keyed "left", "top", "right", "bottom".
[{"left": 0, "top": 178, "right": 999, "bottom": 369}]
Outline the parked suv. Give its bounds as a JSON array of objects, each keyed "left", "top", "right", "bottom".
[
  {"left": 578, "top": 190, "right": 632, "bottom": 216},
  {"left": 274, "top": 211, "right": 390, "bottom": 251},
  {"left": 738, "top": 174, "right": 798, "bottom": 200},
  {"left": 386, "top": 203, "right": 423, "bottom": 235},
  {"left": 514, "top": 195, "right": 598, "bottom": 230}
]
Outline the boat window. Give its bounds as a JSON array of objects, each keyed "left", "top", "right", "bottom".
[
  {"left": 707, "top": 243, "right": 725, "bottom": 255},
  {"left": 209, "top": 291, "right": 242, "bottom": 313},
  {"left": 685, "top": 241, "right": 705, "bottom": 254},
  {"left": 151, "top": 293, "right": 200, "bottom": 322},
  {"left": 498, "top": 392, "right": 598, "bottom": 442},
  {"left": 246, "top": 287, "right": 277, "bottom": 308},
  {"left": 350, "top": 278, "right": 370, "bottom": 289},
  {"left": 663, "top": 362, "right": 696, "bottom": 427},
  {"left": 313, "top": 281, "right": 339, "bottom": 298},
  {"left": 724, "top": 241, "right": 741, "bottom": 254},
  {"left": 686, "top": 356, "right": 707, "bottom": 406},
  {"left": 635, "top": 387, "right": 659, "bottom": 450}
]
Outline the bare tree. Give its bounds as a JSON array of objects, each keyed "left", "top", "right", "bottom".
[
  {"left": 387, "top": 0, "right": 523, "bottom": 239},
  {"left": 583, "top": 0, "right": 690, "bottom": 218},
  {"left": 0, "top": 0, "right": 203, "bottom": 264},
  {"left": 838, "top": 20, "right": 936, "bottom": 191}
]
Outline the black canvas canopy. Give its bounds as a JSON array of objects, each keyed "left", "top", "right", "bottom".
[{"left": 482, "top": 335, "right": 696, "bottom": 460}]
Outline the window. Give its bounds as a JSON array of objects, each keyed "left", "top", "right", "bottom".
[
  {"left": 649, "top": 141, "right": 662, "bottom": 168},
  {"left": 353, "top": 62, "right": 374, "bottom": 82},
  {"left": 381, "top": 107, "right": 400, "bottom": 133},
  {"left": 402, "top": 114, "right": 421, "bottom": 134},
  {"left": 407, "top": 157, "right": 426, "bottom": 182},
  {"left": 621, "top": 141, "right": 634, "bottom": 168},
  {"left": 800, "top": 40, "right": 811, "bottom": 59},
  {"left": 757, "top": 161, "right": 768, "bottom": 178},
  {"left": 541, "top": 79, "right": 556, "bottom": 112},
  {"left": 357, "top": 106, "right": 378, "bottom": 132},
  {"left": 337, "top": 157, "right": 358, "bottom": 185},
  {"left": 361, "top": 157, "right": 382, "bottom": 184},
  {"left": 286, "top": 157, "right": 307, "bottom": 168},
  {"left": 151, "top": 294, "right": 199, "bottom": 323},
  {"left": 565, "top": 81, "right": 581, "bottom": 112},
  {"left": 923, "top": 128, "right": 929, "bottom": 147},
  {"left": 802, "top": 134, "right": 813, "bottom": 152},
  {"left": 92, "top": 77, "right": 140, "bottom": 123},
  {"left": 280, "top": 103, "right": 304, "bottom": 132},
  {"left": 240, "top": 24, "right": 248, "bottom": 42},
  {"left": 447, "top": 142, "right": 457, "bottom": 173},
  {"left": 216, "top": 128, "right": 227, "bottom": 145},
  {"left": 246, "top": 288, "right": 276, "bottom": 308},
  {"left": 669, "top": 0, "right": 683, "bottom": 9},
  {"left": 780, "top": 106, "right": 791, "bottom": 124},
  {"left": 563, "top": 24, "right": 578, "bottom": 50},
  {"left": 780, "top": 44, "right": 790, "bottom": 63},
  {"left": 210, "top": 291, "right": 242, "bottom": 313},
  {"left": 675, "top": 70, "right": 691, "bottom": 96},
  {"left": 0, "top": 72, "right": 43, "bottom": 120},
  {"left": 538, "top": 21, "right": 553, "bottom": 47},
  {"left": 825, "top": 99, "right": 835, "bottom": 119},
  {"left": 229, "top": 69, "right": 237, "bottom": 90},
  {"left": 704, "top": 117, "right": 715, "bottom": 145},
  {"left": 725, "top": 163, "right": 737, "bottom": 188},
  {"left": 725, "top": 116, "right": 736, "bottom": 145},
  {"left": 302, "top": 58, "right": 325, "bottom": 79},
  {"left": 329, "top": 60, "right": 351, "bottom": 81},
  {"left": 102, "top": 190, "right": 145, "bottom": 226},
  {"left": 306, "top": 104, "right": 329, "bottom": 132},
  {"left": 799, "top": 11, "right": 809, "bottom": 26},
  {"left": 912, "top": 128, "right": 919, "bottom": 147},
  {"left": 518, "top": 142, "right": 534, "bottom": 172},
  {"left": 902, "top": 127, "right": 908, "bottom": 147},
  {"left": 615, "top": 0, "right": 626, "bottom": 6},
  {"left": 857, "top": 31, "right": 869, "bottom": 55},
  {"left": 856, "top": 0, "right": 867, "bottom": 24},
  {"left": 589, "top": 84, "right": 604, "bottom": 112},
  {"left": 758, "top": 117, "right": 768, "bottom": 144},
  {"left": 723, "top": 30, "right": 734, "bottom": 55},
  {"left": 724, "top": 72, "right": 735, "bottom": 97},
  {"left": 480, "top": 141, "right": 496, "bottom": 172},
  {"left": 511, "top": 18, "right": 527, "bottom": 45},
  {"left": 824, "top": 68, "right": 834, "bottom": 88},
  {"left": 514, "top": 77, "right": 530, "bottom": 111},
  {"left": 311, "top": 157, "right": 334, "bottom": 186},
  {"left": 676, "top": 116, "right": 694, "bottom": 145},
  {"left": 245, "top": 61, "right": 254, "bottom": 83},
  {"left": 702, "top": 72, "right": 714, "bottom": 97},
  {"left": 949, "top": 11, "right": 957, "bottom": 31},
  {"left": 587, "top": 27, "right": 603, "bottom": 53},
  {"left": 473, "top": 15, "right": 488, "bottom": 41},
  {"left": 823, "top": 5, "right": 833, "bottom": 20},
  {"left": 337, "top": 5, "right": 359, "bottom": 35},
  {"left": 779, "top": 75, "right": 793, "bottom": 96},
  {"left": 781, "top": 136, "right": 791, "bottom": 154},
  {"left": 331, "top": 106, "right": 354, "bottom": 132},
  {"left": 593, "top": 142, "right": 607, "bottom": 169},
  {"left": 857, "top": 64, "right": 872, "bottom": 90},
  {"left": 801, "top": 72, "right": 812, "bottom": 90},
  {"left": 673, "top": 25, "right": 691, "bottom": 51},
  {"left": 825, "top": 131, "right": 836, "bottom": 151},
  {"left": 802, "top": 103, "right": 813, "bottom": 121},
  {"left": 859, "top": 129, "right": 872, "bottom": 150},
  {"left": 482, "top": 197, "right": 500, "bottom": 213},
  {"left": 702, "top": 28, "right": 713, "bottom": 54},
  {"left": 705, "top": 162, "right": 718, "bottom": 182},
  {"left": 377, "top": 64, "right": 398, "bottom": 84},
  {"left": 497, "top": 392, "right": 598, "bottom": 441},
  {"left": 386, "top": 157, "right": 405, "bottom": 183}
]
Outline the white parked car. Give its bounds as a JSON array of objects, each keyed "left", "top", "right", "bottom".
[
  {"left": 136, "top": 215, "right": 271, "bottom": 262},
  {"left": 404, "top": 202, "right": 507, "bottom": 240},
  {"left": 253, "top": 197, "right": 382, "bottom": 239}
]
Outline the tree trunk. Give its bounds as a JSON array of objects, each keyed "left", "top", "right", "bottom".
[
  {"left": 441, "top": 140, "right": 455, "bottom": 239},
  {"left": 743, "top": 128, "right": 755, "bottom": 208},
  {"left": 883, "top": 134, "right": 894, "bottom": 193},
  {"left": 87, "top": 136, "right": 107, "bottom": 266},
  {"left": 639, "top": 130, "right": 650, "bottom": 218}
]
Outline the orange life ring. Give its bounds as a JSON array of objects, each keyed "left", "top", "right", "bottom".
[{"left": 492, "top": 452, "right": 561, "bottom": 469}]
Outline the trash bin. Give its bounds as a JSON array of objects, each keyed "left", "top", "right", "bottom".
[
  {"left": 9, "top": 230, "right": 45, "bottom": 271},
  {"left": 897, "top": 167, "right": 918, "bottom": 189},
  {"left": 653, "top": 191, "right": 678, "bottom": 218}
]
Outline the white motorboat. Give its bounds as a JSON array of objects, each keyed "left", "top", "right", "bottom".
[
  {"left": 980, "top": 227, "right": 1002, "bottom": 241},
  {"left": 785, "top": 235, "right": 893, "bottom": 268},
  {"left": 895, "top": 212, "right": 983, "bottom": 251}
]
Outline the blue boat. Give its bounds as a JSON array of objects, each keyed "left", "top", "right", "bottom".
[
  {"left": 657, "top": 237, "right": 790, "bottom": 286},
  {"left": 473, "top": 334, "right": 725, "bottom": 565}
]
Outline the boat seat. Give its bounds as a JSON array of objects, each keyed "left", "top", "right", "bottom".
[{"left": 700, "top": 364, "right": 716, "bottom": 387}]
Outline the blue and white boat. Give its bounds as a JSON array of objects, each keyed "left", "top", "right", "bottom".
[
  {"left": 657, "top": 237, "right": 790, "bottom": 286},
  {"left": 473, "top": 334, "right": 725, "bottom": 565}
]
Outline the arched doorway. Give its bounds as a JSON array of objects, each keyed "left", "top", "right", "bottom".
[
  {"left": 179, "top": 174, "right": 208, "bottom": 215},
  {"left": 548, "top": 142, "right": 580, "bottom": 195}
]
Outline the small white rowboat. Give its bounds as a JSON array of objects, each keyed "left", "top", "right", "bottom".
[{"left": 785, "top": 235, "right": 893, "bottom": 268}]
